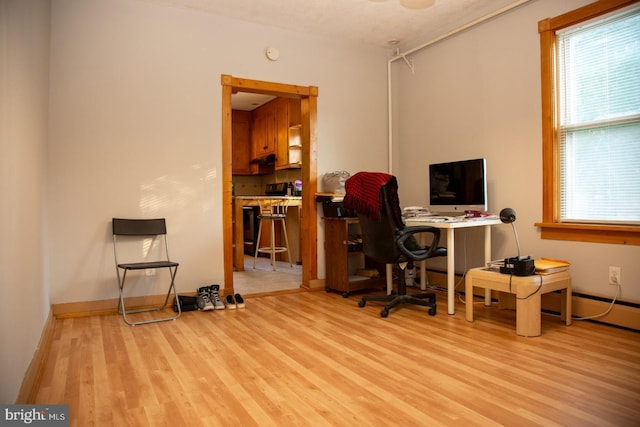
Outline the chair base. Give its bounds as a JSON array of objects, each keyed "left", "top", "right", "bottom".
[
  {"left": 118, "top": 303, "right": 180, "bottom": 326},
  {"left": 118, "top": 272, "right": 181, "bottom": 326},
  {"left": 358, "top": 292, "right": 437, "bottom": 318}
]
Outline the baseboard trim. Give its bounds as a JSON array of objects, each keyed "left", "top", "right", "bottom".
[
  {"left": 52, "top": 295, "right": 177, "bottom": 318},
  {"left": 427, "top": 269, "right": 640, "bottom": 332},
  {"left": 544, "top": 291, "right": 639, "bottom": 331},
  {"left": 51, "top": 287, "right": 318, "bottom": 318},
  {"left": 52, "top": 273, "right": 640, "bottom": 331},
  {"left": 16, "top": 308, "right": 56, "bottom": 404},
  {"left": 306, "top": 278, "right": 327, "bottom": 291}
]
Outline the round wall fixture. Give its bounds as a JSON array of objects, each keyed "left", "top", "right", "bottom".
[{"left": 265, "top": 47, "right": 280, "bottom": 61}]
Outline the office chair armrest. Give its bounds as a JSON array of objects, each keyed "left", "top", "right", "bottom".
[{"left": 396, "top": 226, "right": 442, "bottom": 262}]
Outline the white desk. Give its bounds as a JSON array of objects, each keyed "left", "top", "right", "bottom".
[{"left": 405, "top": 217, "right": 501, "bottom": 315}]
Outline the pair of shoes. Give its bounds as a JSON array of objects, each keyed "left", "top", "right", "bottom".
[
  {"left": 224, "top": 294, "right": 237, "bottom": 309},
  {"left": 208, "top": 284, "right": 225, "bottom": 310},
  {"left": 196, "top": 286, "right": 214, "bottom": 311},
  {"left": 234, "top": 293, "right": 246, "bottom": 309}
]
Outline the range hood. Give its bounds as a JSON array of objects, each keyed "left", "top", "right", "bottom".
[{"left": 250, "top": 153, "right": 276, "bottom": 165}]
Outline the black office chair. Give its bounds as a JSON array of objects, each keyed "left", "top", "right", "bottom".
[
  {"left": 112, "top": 218, "right": 181, "bottom": 325},
  {"left": 344, "top": 172, "right": 446, "bottom": 318}
]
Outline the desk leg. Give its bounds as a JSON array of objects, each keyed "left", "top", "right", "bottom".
[
  {"left": 483, "top": 224, "right": 492, "bottom": 307},
  {"left": 446, "top": 228, "right": 455, "bottom": 315}
]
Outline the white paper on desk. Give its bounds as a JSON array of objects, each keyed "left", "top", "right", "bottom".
[
  {"left": 408, "top": 217, "right": 447, "bottom": 222},
  {"left": 403, "top": 206, "right": 432, "bottom": 218}
]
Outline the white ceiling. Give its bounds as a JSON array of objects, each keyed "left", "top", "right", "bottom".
[
  {"left": 232, "top": 93, "right": 278, "bottom": 112},
  {"left": 140, "top": 0, "right": 523, "bottom": 49},
  {"left": 138, "top": 0, "right": 527, "bottom": 109}
]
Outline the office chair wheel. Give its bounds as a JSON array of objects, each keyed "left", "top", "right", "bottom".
[
  {"left": 428, "top": 305, "right": 437, "bottom": 316},
  {"left": 380, "top": 308, "right": 389, "bottom": 318},
  {"left": 342, "top": 292, "right": 350, "bottom": 298},
  {"left": 358, "top": 299, "right": 366, "bottom": 308}
]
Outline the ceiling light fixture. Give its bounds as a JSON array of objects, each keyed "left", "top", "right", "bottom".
[
  {"left": 400, "top": 0, "right": 435, "bottom": 9},
  {"left": 369, "top": 0, "right": 435, "bottom": 10}
]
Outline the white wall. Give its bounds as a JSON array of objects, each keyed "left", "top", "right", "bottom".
[
  {"left": 0, "top": 0, "right": 51, "bottom": 403},
  {"left": 393, "top": 0, "right": 640, "bottom": 300},
  {"left": 47, "top": 0, "right": 390, "bottom": 303}
]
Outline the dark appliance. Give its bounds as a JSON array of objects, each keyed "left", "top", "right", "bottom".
[
  {"left": 265, "top": 183, "right": 288, "bottom": 196},
  {"left": 242, "top": 206, "right": 260, "bottom": 255}
]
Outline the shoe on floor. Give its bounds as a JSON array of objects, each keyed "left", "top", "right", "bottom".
[
  {"left": 234, "top": 293, "right": 246, "bottom": 309},
  {"left": 224, "top": 294, "right": 237, "bottom": 309},
  {"left": 208, "top": 284, "right": 225, "bottom": 310},
  {"left": 196, "top": 286, "right": 214, "bottom": 311}
]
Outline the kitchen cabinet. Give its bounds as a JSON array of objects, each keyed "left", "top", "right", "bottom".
[
  {"left": 276, "top": 98, "right": 302, "bottom": 170},
  {"left": 237, "top": 97, "right": 303, "bottom": 173},
  {"left": 251, "top": 102, "right": 277, "bottom": 159},
  {"left": 324, "top": 217, "right": 386, "bottom": 297},
  {"left": 232, "top": 110, "right": 253, "bottom": 175}
]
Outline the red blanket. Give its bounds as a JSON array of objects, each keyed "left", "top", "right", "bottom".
[{"left": 344, "top": 172, "right": 400, "bottom": 221}]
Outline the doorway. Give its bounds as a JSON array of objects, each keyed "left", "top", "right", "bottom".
[{"left": 221, "top": 75, "right": 319, "bottom": 294}]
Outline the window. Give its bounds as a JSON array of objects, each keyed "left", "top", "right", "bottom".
[{"left": 537, "top": 0, "right": 640, "bottom": 245}]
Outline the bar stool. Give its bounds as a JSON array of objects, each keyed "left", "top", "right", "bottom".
[{"left": 254, "top": 198, "right": 293, "bottom": 271}]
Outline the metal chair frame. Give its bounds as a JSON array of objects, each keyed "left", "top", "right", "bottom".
[{"left": 112, "top": 218, "right": 181, "bottom": 325}]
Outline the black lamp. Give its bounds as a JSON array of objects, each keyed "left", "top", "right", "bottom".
[
  {"left": 499, "top": 208, "right": 521, "bottom": 259},
  {"left": 499, "top": 208, "right": 535, "bottom": 276}
]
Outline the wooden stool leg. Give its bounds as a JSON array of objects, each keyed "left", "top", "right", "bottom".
[
  {"left": 280, "top": 218, "right": 292, "bottom": 267},
  {"left": 465, "top": 275, "right": 474, "bottom": 322},
  {"left": 516, "top": 292, "right": 542, "bottom": 337},
  {"left": 269, "top": 219, "right": 276, "bottom": 271},
  {"left": 253, "top": 219, "right": 263, "bottom": 269}
]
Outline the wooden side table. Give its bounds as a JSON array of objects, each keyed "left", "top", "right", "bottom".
[{"left": 465, "top": 267, "right": 572, "bottom": 337}]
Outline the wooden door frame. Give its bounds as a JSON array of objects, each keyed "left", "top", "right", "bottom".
[{"left": 221, "top": 74, "right": 319, "bottom": 291}]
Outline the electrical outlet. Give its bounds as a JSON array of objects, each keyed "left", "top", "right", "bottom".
[
  {"left": 608, "top": 266, "right": 621, "bottom": 285},
  {"left": 145, "top": 268, "right": 156, "bottom": 276}
]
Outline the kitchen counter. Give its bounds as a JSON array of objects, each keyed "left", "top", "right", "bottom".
[{"left": 233, "top": 196, "right": 302, "bottom": 271}]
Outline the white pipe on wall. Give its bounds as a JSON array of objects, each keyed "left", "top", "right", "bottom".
[{"left": 386, "top": 0, "right": 532, "bottom": 174}]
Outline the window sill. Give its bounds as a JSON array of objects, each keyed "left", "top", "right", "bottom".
[{"left": 535, "top": 222, "right": 640, "bottom": 245}]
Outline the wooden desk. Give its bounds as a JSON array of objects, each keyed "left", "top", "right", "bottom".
[
  {"left": 233, "top": 196, "right": 302, "bottom": 271},
  {"left": 405, "top": 217, "right": 501, "bottom": 315},
  {"left": 465, "top": 267, "right": 572, "bottom": 337}
]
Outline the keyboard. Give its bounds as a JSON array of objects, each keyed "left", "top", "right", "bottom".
[{"left": 409, "top": 216, "right": 460, "bottom": 222}]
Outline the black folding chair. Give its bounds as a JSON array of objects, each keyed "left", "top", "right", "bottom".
[{"left": 112, "top": 218, "right": 180, "bottom": 325}]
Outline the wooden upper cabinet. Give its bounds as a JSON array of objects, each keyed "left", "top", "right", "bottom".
[
  {"left": 238, "top": 97, "right": 303, "bottom": 171},
  {"left": 276, "top": 98, "right": 302, "bottom": 170},
  {"left": 251, "top": 102, "right": 277, "bottom": 159},
  {"left": 289, "top": 98, "right": 301, "bottom": 127},
  {"left": 232, "top": 110, "right": 253, "bottom": 175}
]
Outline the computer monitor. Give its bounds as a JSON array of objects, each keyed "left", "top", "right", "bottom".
[{"left": 428, "top": 158, "right": 488, "bottom": 214}]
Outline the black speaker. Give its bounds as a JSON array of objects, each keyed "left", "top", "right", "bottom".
[{"left": 500, "top": 256, "right": 536, "bottom": 276}]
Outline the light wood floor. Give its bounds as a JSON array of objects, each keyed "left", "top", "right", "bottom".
[{"left": 35, "top": 290, "right": 640, "bottom": 426}]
